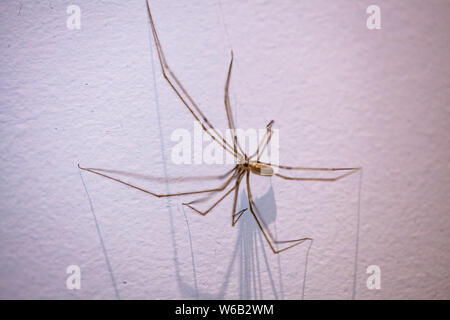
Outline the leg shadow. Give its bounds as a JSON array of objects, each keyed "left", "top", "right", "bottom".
[
  {"left": 79, "top": 169, "right": 121, "bottom": 300},
  {"left": 171, "top": 183, "right": 312, "bottom": 299}
]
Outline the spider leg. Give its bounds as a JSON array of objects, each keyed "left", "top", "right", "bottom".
[
  {"left": 224, "top": 51, "right": 246, "bottom": 158},
  {"left": 253, "top": 159, "right": 361, "bottom": 181},
  {"left": 256, "top": 120, "right": 274, "bottom": 162},
  {"left": 258, "top": 162, "right": 362, "bottom": 173},
  {"left": 180, "top": 169, "right": 241, "bottom": 206},
  {"left": 245, "top": 171, "right": 312, "bottom": 254},
  {"left": 182, "top": 183, "right": 237, "bottom": 216},
  {"left": 146, "top": 1, "right": 240, "bottom": 159},
  {"left": 81, "top": 165, "right": 238, "bottom": 183},
  {"left": 248, "top": 120, "right": 274, "bottom": 160},
  {"left": 231, "top": 171, "right": 247, "bottom": 226},
  {"left": 274, "top": 167, "right": 361, "bottom": 182},
  {"left": 78, "top": 164, "right": 237, "bottom": 198},
  {"left": 232, "top": 208, "right": 247, "bottom": 226}
]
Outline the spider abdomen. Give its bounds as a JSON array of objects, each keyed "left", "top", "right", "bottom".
[{"left": 250, "top": 163, "right": 274, "bottom": 176}]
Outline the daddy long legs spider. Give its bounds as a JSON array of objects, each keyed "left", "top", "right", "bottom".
[{"left": 78, "top": 0, "right": 361, "bottom": 254}]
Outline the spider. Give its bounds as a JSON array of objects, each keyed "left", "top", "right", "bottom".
[{"left": 78, "top": 1, "right": 361, "bottom": 254}]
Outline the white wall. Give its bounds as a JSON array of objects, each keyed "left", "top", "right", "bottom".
[{"left": 0, "top": 0, "right": 448, "bottom": 299}]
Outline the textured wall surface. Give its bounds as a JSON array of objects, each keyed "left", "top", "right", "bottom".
[{"left": 0, "top": 0, "right": 449, "bottom": 299}]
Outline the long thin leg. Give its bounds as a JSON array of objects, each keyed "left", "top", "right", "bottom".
[
  {"left": 256, "top": 121, "right": 274, "bottom": 162},
  {"left": 231, "top": 171, "right": 247, "bottom": 226},
  {"left": 248, "top": 120, "right": 274, "bottom": 160},
  {"left": 252, "top": 159, "right": 361, "bottom": 181},
  {"left": 274, "top": 168, "right": 361, "bottom": 182},
  {"left": 146, "top": 1, "right": 240, "bottom": 159},
  {"left": 81, "top": 166, "right": 238, "bottom": 183},
  {"left": 178, "top": 168, "right": 242, "bottom": 207},
  {"left": 232, "top": 208, "right": 247, "bottom": 226},
  {"left": 257, "top": 161, "right": 362, "bottom": 172},
  {"left": 78, "top": 164, "right": 237, "bottom": 198},
  {"left": 245, "top": 171, "right": 312, "bottom": 254},
  {"left": 224, "top": 51, "right": 246, "bottom": 158},
  {"left": 182, "top": 183, "right": 238, "bottom": 216}
]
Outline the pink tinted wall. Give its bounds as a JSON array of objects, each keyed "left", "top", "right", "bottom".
[{"left": 0, "top": 0, "right": 448, "bottom": 299}]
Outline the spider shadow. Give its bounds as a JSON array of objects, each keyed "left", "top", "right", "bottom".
[
  {"left": 173, "top": 183, "right": 312, "bottom": 299},
  {"left": 232, "top": 185, "right": 282, "bottom": 300}
]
